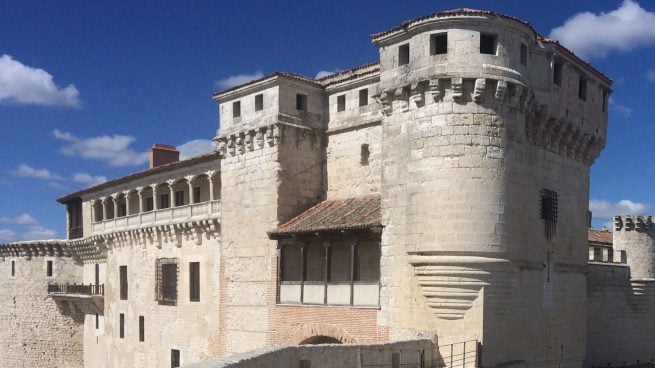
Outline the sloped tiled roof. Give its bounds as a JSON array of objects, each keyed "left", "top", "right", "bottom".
[
  {"left": 588, "top": 229, "right": 613, "bottom": 246},
  {"left": 269, "top": 195, "right": 381, "bottom": 238}
]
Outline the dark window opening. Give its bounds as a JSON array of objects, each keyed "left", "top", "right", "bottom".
[
  {"left": 67, "top": 200, "right": 83, "bottom": 239},
  {"left": 171, "top": 349, "right": 180, "bottom": 368},
  {"left": 540, "top": 189, "right": 559, "bottom": 241},
  {"left": 355, "top": 242, "right": 381, "bottom": 282},
  {"left": 398, "top": 44, "right": 410, "bottom": 66},
  {"left": 11, "top": 260, "right": 15, "bottom": 277},
  {"left": 232, "top": 101, "right": 241, "bottom": 118},
  {"left": 359, "top": 89, "right": 368, "bottom": 107},
  {"left": 553, "top": 60, "right": 563, "bottom": 86},
  {"left": 361, "top": 144, "right": 370, "bottom": 166},
  {"left": 296, "top": 94, "right": 308, "bottom": 111},
  {"left": 175, "top": 191, "right": 184, "bottom": 207},
  {"left": 190, "top": 262, "right": 200, "bottom": 302},
  {"left": 255, "top": 93, "right": 264, "bottom": 111},
  {"left": 156, "top": 258, "right": 178, "bottom": 305},
  {"left": 119, "top": 265, "right": 128, "bottom": 300},
  {"left": 139, "top": 316, "right": 144, "bottom": 342},
  {"left": 193, "top": 187, "right": 201, "bottom": 204},
  {"left": 337, "top": 95, "right": 346, "bottom": 112},
  {"left": 160, "top": 193, "right": 170, "bottom": 209},
  {"left": 146, "top": 197, "right": 154, "bottom": 212},
  {"left": 480, "top": 33, "right": 497, "bottom": 55},
  {"left": 520, "top": 43, "right": 528, "bottom": 65},
  {"left": 47, "top": 260, "right": 53, "bottom": 277},
  {"left": 119, "top": 313, "right": 124, "bottom": 339},
  {"left": 119, "top": 204, "right": 127, "bottom": 217},
  {"left": 602, "top": 90, "right": 609, "bottom": 112},
  {"left": 430, "top": 33, "right": 447, "bottom": 55},
  {"left": 95, "top": 313, "right": 99, "bottom": 330},
  {"left": 95, "top": 263, "right": 100, "bottom": 286},
  {"left": 578, "top": 76, "right": 587, "bottom": 101},
  {"left": 281, "top": 245, "right": 302, "bottom": 281}
]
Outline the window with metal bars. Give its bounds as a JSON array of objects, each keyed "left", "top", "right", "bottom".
[
  {"left": 156, "top": 258, "right": 178, "bottom": 305},
  {"left": 540, "top": 189, "right": 559, "bottom": 241}
]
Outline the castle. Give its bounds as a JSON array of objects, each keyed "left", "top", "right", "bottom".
[{"left": 0, "top": 8, "right": 651, "bottom": 368}]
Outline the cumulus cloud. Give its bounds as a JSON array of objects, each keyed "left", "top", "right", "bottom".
[
  {"left": 314, "top": 69, "right": 341, "bottom": 79},
  {"left": 549, "top": 1, "right": 655, "bottom": 59},
  {"left": 0, "top": 214, "right": 38, "bottom": 225},
  {"left": 53, "top": 129, "right": 148, "bottom": 167},
  {"left": 178, "top": 139, "right": 215, "bottom": 160},
  {"left": 609, "top": 97, "right": 632, "bottom": 118},
  {"left": 215, "top": 71, "right": 264, "bottom": 90},
  {"left": 14, "top": 164, "right": 62, "bottom": 181},
  {"left": 0, "top": 214, "right": 58, "bottom": 242},
  {"left": 72, "top": 173, "right": 107, "bottom": 186},
  {"left": 0, "top": 54, "right": 80, "bottom": 107},
  {"left": 590, "top": 199, "right": 650, "bottom": 219}
]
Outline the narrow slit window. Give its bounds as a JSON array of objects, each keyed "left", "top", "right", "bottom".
[
  {"left": 359, "top": 89, "right": 368, "bottom": 107},
  {"left": 430, "top": 33, "right": 447, "bottom": 55},
  {"left": 296, "top": 94, "right": 308, "bottom": 111},
  {"left": 540, "top": 189, "right": 559, "bottom": 241},
  {"left": 360, "top": 144, "right": 370, "bottom": 166},
  {"left": 520, "top": 43, "right": 528, "bottom": 65},
  {"left": 119, "top": 313, "right": 125, "bottom": 339},
  {"left": 337, "top": 95, "right": 346, "bottom": 112},
  {"left": 398, "top": 44, "right": 410, "bottom": 66},
  {"left": 95, "top": 313, "right": 99, "bottom": 330},
  {"left": 119, "top": 265, "right": 128, "bottom": 300},
  {"left": 189, "top": 262, "right": 200, "bottom": 302},
  {"left": 171, "top": 349, "right": 181, "bottom": 368},
  {"left": 578, "top": 76, "right": 587, "bottom": 101},
  {"left": 139, "top": 316, "right": 144, "bottom": 342},
  {"left": 11, "top": 260, "right": 15, "bottom": 277},
  {"left": 480, "top": 33, "right": 497, "bottom": 55},
  {"left": 255, "top": 93, "right": 264, "bottom": 111},
  {"left": 232, "top": 101, "right": 241, "bottom": 118},
  {"left": 47, "top": 260, "right": 53, "bottom": 277},
  {"left": 553, "top": 60, "right": 563, "bottom": 86}
]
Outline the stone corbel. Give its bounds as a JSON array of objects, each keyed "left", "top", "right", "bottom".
[
  {"left": 451, "top": 78, "right": 463, "bottom": 101},
  {"left": 245, "top": 131, "right": 254, "bottom": 151},
  {"left": 429, "top": 78, "right": 442, "bottom": 102},
  {"left": 410, "top": 81, "right": 425, "bottom": 107},
  {"left": 273, "top": 124, "right": 283, "bottom": 145},
  {"left": 256, "top": 128, "right": 265, "bottom": 148},
  {"left": 311, "top": 132, "right": 320, "bottom": 152},
  {"left": 227, "top": 136, "right": 236, "bottom": 156},
  {"left": 473, "top": 78, "right": 486, "bottom": 102},
  {"left": 236, "top": 133, "right": 246, "bottom": 154},
  {"left": 394, "top": 88, "right": 409, "bottom": 112},
  {"left": 495, "top": 80, "right": 507, "bottom": 102},
  {"left": 375, "top": 91, "right": 392, "bottom": 116}
]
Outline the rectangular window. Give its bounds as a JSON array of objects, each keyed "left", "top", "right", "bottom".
[
  {"left": 540, "top": 189, "right": 559, "bottom": 241},
  {"left": 602, "top": 90, "right": 609, "bottom": 112},
  {"left": 360, "top": 144, "right": 370, "bottom": 166},
  {"left": 189, "top": 262, "right": 200, "bottom": 302},
  {"left": 11, "top": 260, "right": 15, "bottom": 277},
  {"left": 193, "top": 187, "right": 201, "bottom": 203},
  {"left": 156, "top": 258, "right": 178, "bottom": 305},
  {"left": 232, "top": 101, "right": 241, "bottom": 118},
  {"left": 355, "top": 242, "right": 381, "bottom": 282},
  {"left": 95, "top": 263, "right": 100, "bottom": 286},
  {"left": 120, "top": 265, "right": 128, "bottom": 300},
  {"left": 578, "top": 76, "right": 587, "bottom": 101},
  {"left": 480, "top": 33, "right": 497, "bottom": 55},
  {"left": 359, "top": 89, "right": 368, "bottom": 107},
  {"left": 171, "top": 349, "right": 180, "bottom": 368},
  {"left": 296, "top": 94, "right": 308, "bottom": 111},
  {"left": 95, "top": 313, "right": 99, "bottom": 330},
  {"left": 553, "top": 60, "right": 563, "bottom": 86},
  {"left": 398, "top": 44, "right": 410, "bottom": 66},
  {"left": 139, "top": 316, "right": 144, "bottom": 342},
  {"left": 281, "top": 245, "right": 302, "bottom": 281},
  {"left": 47, "top": 260, "right": 53, "bottom": 277},
  {"left": 255, "top": 93, "right": 263, "bottom": 111},
  {"left": 146, "top": 197, "right": 154, "bottom": 212},
  {"left": 119, "top": 313, "right": 124, "bottom": 339},
  {"left": 160, "top": 193, "right": 170, "bottom": 209},
  {"left": 337, "top": 95, "right": 346, "bottom": 112},
  {"left": 520, "top": 43, "right": 528, "bottom": 65},
  {"left": 430, "top": 33, "right": 447, "bottom": 55},
  {"left": 175, "top": 191, "right": 184, "bottom": 207}
]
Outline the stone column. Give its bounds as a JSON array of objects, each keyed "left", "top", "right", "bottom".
[
  {"left": 207, "top": 170, "right": 216, "bottom": 201},
  {"left": 167, "top": 180, "right": 176, "bottom": 207},
  {"left": 186, "top": 175, "right": 195, "bottom": 204},
  {"left": 102, "top": 197, "right": 108, "bottom": 220},
  {"left": 136, "top": 187, "right": 144, "bottom": 213},
  {"left": 151, "top": 184, "right": 159, "bottom": 210},
  {"left": 111, "top": 194, "right": 119, "bottom": 218},
  {"left": 90, "top": 201, "right": 96, "bottom": 222},
  {"left": 124, "top": 191, "right": 131, "bottom": 216}
]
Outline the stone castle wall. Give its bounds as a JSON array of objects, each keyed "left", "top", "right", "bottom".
[{"left": 0, "top": 249, "right": 84, "bottom": 368}]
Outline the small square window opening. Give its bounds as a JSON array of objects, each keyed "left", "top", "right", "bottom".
[
  {"left": 359, "top": 89, "right": 368, "bottom": 107},
  {"left": 337, "top": 95, "right": 346, "bottom": 112},
  {"left": 255, "top": 94, "right": 264, "bottom": 111},
  {"left": 232, "top": 101, "right": 241, "bottom": 118},
  {"left": 398, "top": 44, "right": 410, "bottom": 66},
  {"left": 430, "top": 33, "right": 447, "bottom": 55},
  {"left": 480, "top": 33, "right": 497, "bottom": 55},
  {"left": 296, "top": 94, "right": 308, "bottom": 111}
]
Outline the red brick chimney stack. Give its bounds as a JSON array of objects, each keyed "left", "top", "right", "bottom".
[{"left": 149, "top": 144, "right": 180, "bottom": 169}]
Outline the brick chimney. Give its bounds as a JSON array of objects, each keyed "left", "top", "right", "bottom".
[{"left": 149, "top": 144, "right": 180, "bottom": 169}]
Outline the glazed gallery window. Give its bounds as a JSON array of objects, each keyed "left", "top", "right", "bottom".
[{"left": 156, "top": 258, "right": 178, "bottom": 305}]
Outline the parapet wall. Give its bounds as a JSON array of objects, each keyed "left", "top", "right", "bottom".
[
  {"left": 0, "top": 241, "right": 84, "bottom": 368},
  {"left": 613, "top": 215, "right": 655, "bottom": 279}
]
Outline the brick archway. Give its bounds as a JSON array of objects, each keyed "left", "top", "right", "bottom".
[{"left": 295, "top": 323, "right": 356, "bottom": 344}]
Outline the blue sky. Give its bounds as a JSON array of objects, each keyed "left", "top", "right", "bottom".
[{"left": 1, "top": 0, "right": 653, "bottom": 240}]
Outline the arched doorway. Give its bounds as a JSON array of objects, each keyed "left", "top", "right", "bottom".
[{"left": 300, "top": 335, "right": 343, "bottom": 345}]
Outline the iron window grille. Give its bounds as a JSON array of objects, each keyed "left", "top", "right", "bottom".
[
  {"left": 156, "top": 258, "right": 179, "bottom": 305},
  {"left": 540, "top": 189, "right": 559, "bottom": 241}
]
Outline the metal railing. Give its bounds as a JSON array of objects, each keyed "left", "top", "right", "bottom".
[
  {"left": 48, "top": 283, "right": 105, "bottom": 296},
  {"left": 359, "top": 340, "right": 479, "bottom": 368}
]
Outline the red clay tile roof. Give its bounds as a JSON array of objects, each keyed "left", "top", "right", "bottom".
[
  {"left": 588, "top": 229, "right": 613, "bottom": 246},
  {"left": 269, "top": 195, "right": 381, "bottom": 238}
]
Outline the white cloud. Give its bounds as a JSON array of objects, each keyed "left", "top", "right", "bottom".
[
  {"left": 549, "top": 0, "right": 655, "bottom": 59},
  {"left": 53, "top": 129, "right": 148, "bottom": 167},
  {"left": 23, "top": 225, "right": 57, "bottom": 240},
  {"left": 0, "top": 54, "right": 80, "bottom": 107},
  {"left": 14, "top": 164, "right": 62, "bottom": 181},
  {"left": 590, "top": 199, "right": 650, "bottom": 219},
  {"left": 0, "top": 214, "right": 58, "bottom": 243},
  {"left": 315, "top": 69, "right": 341, "bottom": 79},
  {"left": 0, "top": 229, "right": 17, "bottom": 242},
  {"left": 72, "top": 173, "right": 107, "bottom": 186},
  {"left": 609, "top": 97, "right": 632, "bottom": 118},
  {"left": 0, "top": 214, "right": 38, "bottom": 225},
  {"left": 177, "top": 139, "right": 215, "bottom": 160},
  {"left": 215, "top": 71, "right": 264, "bottom": 90}
]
